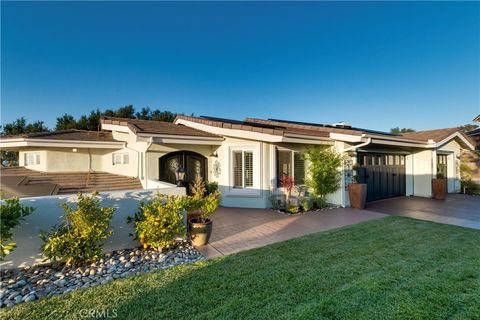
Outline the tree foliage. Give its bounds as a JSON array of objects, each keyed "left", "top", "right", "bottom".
[
  {"left": 390, "top": 127, "right": 416, "bottom": 134},
  {"left": 0, "top": 117, "right": 50, "bottom": 166},
  {"left": 458, "top": 124, "right": 479, "bottom": 133},
  {"left": 54, "top": 105, "right": 179, "bottom": 131},
  {"left": 303, "top": 147, "right": 343, "bottom": 199}
]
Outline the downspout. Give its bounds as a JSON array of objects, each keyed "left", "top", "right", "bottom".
[
  {"left": 343, "top": 137, "right": 372, "bottom": 153},
  {"left": 144, "top": 137, "right": 154, "bottom": 188}
]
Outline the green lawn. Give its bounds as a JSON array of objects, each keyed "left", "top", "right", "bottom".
[{"left": 3, "top": 216, "right": 480, "bottom": 320}]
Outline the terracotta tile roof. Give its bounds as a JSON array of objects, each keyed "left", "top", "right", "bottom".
[
  {"left": 401, "top": 128, "right": 460, "bottom": 143},
  {"left": 101, "top": 117, "right": 220, "bottom": 138},
  {"left": 1, "top": 129, "right": 116, "bottom": 142}
]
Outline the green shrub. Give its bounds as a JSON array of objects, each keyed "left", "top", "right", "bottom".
[
  {"left": 286, "top": 206, "right": 300, "bottom": 214},
  {"left": 313, "top": 196, "right": 329, "bottom": 209},
  {"left": 0, "top": 198, "right": 34, "bottom": 260},
  {"left": 196, "top": 191, "right": 221, "bottom": 222},
  {"left": 299, "top": 197, "right": 314, "bottom": 212},
  {"left": 40, "top": 193, "right": 115, "bottom": 265},
  {"left": 133, "top": 195, "right": 187, "bottom": 250},
  {"left": 205, "top": 181, "right": 219, "bottom": 196},
  {"left": 461, "top": 179, "right": 480, "bottom": 195},
  {"left": 269, "top": 194, "right": 284, "bottom": 210}
]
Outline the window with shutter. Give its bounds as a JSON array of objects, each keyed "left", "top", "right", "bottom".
[
  {"left": 244, "top": 151, "right": 253, "bottom": 187},
  {"left": 233, "top": 151, "right": 243, "bottom": 188},
  {"left": 26, "top": 153, "right": 40, "bottom": 166},
  {"left": 293, "top": 152, "right": 305, "bottom": 185}
]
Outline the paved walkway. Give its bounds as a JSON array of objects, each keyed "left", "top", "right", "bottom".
[
  {"left": 196, "top": 207, "right": 386, "bottom": 259},
  {"left": 365, "top": 194, "right": 480, "bottom": 229}
]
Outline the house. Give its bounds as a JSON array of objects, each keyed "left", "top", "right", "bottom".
[
  {"left": 0, "top": 116, "right": 475, "bottom": 208},
  {"left": 467, "top": 114, "right": 480, "bottom": 150}
]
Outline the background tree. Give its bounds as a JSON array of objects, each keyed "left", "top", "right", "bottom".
[
  {"left": 1, "top": 117, "right": 49, "bottom": 166},
  {"left": 390, "top": 127, "right": 416, "bottom": 134},
  {"left": 458, "top": 124, "right": 478, "bottom": 133},
  {"left": 56, "top": 114, "right": 77, "bottom": 130}
]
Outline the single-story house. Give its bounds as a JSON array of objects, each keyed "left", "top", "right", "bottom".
[{"left": 0, "top": 116, "right": 475, "bottom": 208}]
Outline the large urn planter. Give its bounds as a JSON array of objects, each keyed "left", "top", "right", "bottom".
[
  {"left": 348, "top": 183, "right": 367, "bottom": 209},
  {"left": 189, "top": 218, "right": 213, "bottom": 246},
  {"left": 432, "top": 179, "right": 447, "bottom": 200}
]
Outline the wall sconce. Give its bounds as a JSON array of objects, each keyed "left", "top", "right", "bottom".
[
  {"left": 72, "top": 148, "right": 77, "bottom": 153},
  {"left": 175, "top": 167, "right": 186, "bottom": 187},
  {"left": 210, "top": 151, "right": 218, "bottom": 158}
]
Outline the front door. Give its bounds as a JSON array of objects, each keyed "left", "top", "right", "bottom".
[
  {"left": 159, "top": 151, "right": 207, "bottom": 191},
  {"left": 357, "top": 153, "right": 406, "bottom": 202}
]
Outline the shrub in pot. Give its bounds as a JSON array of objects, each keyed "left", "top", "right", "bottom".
[
  {"left": 432, "top": 168, "right": 447, "bottom": 200},
  {"left": 348, "top": 165, "right": 367, "bottom": 209},
  {"left": 189, "top": 191, "right": 221, "bottom": 246}
]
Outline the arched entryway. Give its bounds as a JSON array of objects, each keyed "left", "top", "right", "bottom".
[{"left": 159, "top": 151, "right": 207, "bottom": 190}]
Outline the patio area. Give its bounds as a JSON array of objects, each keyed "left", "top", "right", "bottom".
[{"left": 196, "top": 207, "right": 387, "bottom": 258}]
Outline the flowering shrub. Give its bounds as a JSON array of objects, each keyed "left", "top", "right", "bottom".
[
  {"left": 280, "top": 175, "right": 295, "bottom": 205},
  {"left": 0, "top": 198, "right": 34, "bottom": 260},
  {"left": 40, "top": 193, "right": 115, "bottom": 265}
]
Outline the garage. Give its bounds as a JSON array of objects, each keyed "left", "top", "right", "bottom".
[{"left": 356, "top": 152, "right": 406, "bottom": 202}]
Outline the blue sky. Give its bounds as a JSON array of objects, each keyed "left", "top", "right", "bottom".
[{"left": 1, "top": 1, "right": 479, "bottom": 131}]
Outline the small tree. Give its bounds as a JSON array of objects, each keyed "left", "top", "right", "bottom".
[
  {"left": 279, "top": 175, "right": 295, "bottom": 205},
  {"left": 303, "top": 147, "right": 343, "bottom": 200},
  {"left": 0, "top": 198, "right": 34, "bottom": 259},
  {"left": 189, "top": 176, "right": 206, "bottom": 198}
]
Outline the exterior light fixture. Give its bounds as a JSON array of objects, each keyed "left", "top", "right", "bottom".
[
  {"left": 72, "top": 148, "right": 77, "bottom": 153},
  {"left": 175, "top": 167, "right": 186, "bottom": 186}
]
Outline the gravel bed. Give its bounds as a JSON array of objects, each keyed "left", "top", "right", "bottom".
[{"left": 0, "top": 241, "right": 203, "bottom": 308}]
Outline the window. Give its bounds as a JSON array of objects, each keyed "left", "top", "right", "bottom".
[
  {"left": 25, "top": 153, "right": 40, "bottom": 165},
  {"left": 232, "top": 150, "right": 254, "bottom": 188},
  {"left": 437, "top": 154, "right": 448, "bottom": 178},
  {"left": 113, "top": 153, "right": 129, "bottom": 165},
  {"left": 276, "top": 150, "right": 305, "bottom": 187}
]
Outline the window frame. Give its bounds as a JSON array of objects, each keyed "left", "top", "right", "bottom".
[
  {"left": 25, "top": 153, "right": 41, "bottom": 166},
  {"left": 276, "top": 149, "right": 305, "bottom": 188},
  {"left": 112, "top": 153, "right": 129, "bottom": 165},
  {"left": 231, "top": 149, "right": 254, "bottom": 189}
]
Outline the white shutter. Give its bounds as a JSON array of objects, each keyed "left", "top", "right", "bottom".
[
  {"left": 233, "top": 151, "right": 243, "bottom": 188},
  {"left": 244, "top": 151, "right": 253, "bottom": 187}
]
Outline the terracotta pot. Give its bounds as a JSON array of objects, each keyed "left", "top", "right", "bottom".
[
  {"left": 189, "top": 218, "right": 213, "bottom": 246},
  {"left": 432, "top": 179, "right": 447, "bottom": 200},
  {"left": 348, "top": 183, "right": 367, "bottom": 209}
]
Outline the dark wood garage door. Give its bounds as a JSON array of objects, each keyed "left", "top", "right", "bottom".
[{"left": 357, "top": 153, "right": 406, "bottom": 202}]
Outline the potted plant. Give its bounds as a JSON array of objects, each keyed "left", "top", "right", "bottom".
[
  {"left": 189, "top": 191, "right": 221, "bottom": 246},
  {"left": 348, "top": 165, "right": 367, "bottom": 209},
  {"left": 432, "top": 164, "right": 447, "bottom": 200}
]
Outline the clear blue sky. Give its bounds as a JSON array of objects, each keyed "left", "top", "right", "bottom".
[{"left": 1, "top": 1, "right": 479, "bottom": 131}]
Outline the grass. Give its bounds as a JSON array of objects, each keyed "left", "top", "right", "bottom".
[{"left": 2, "top": 216, "right": 480, "bottom": 320}]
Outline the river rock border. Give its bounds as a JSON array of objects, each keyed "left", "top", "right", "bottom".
[{"left": 0, "top": 241, "right": 204, "bottom": 308}]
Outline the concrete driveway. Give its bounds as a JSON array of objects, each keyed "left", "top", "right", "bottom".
[
  {"left": 365, "top": 194, "right": 480, "bottom": 229},
  {"left": 196, "top": 207, "right": 386, "bottom": 259}
]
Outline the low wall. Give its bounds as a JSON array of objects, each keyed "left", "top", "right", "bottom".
[{"left": 1, "top": 187, "right": 186, "bottom": 270}]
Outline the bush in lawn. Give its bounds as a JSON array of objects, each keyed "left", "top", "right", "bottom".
[
  {"left": 303, "top": 147, "right": 343, "bottom": 201},
  {"left": 133, "top": 195, "right": 187, "bottom": 250},
  {"left": 0, "top": 198, "right": 34, "bottom": 260},
  {"left": 40, "top": 192, "right": 115, "bottom": 265}
]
